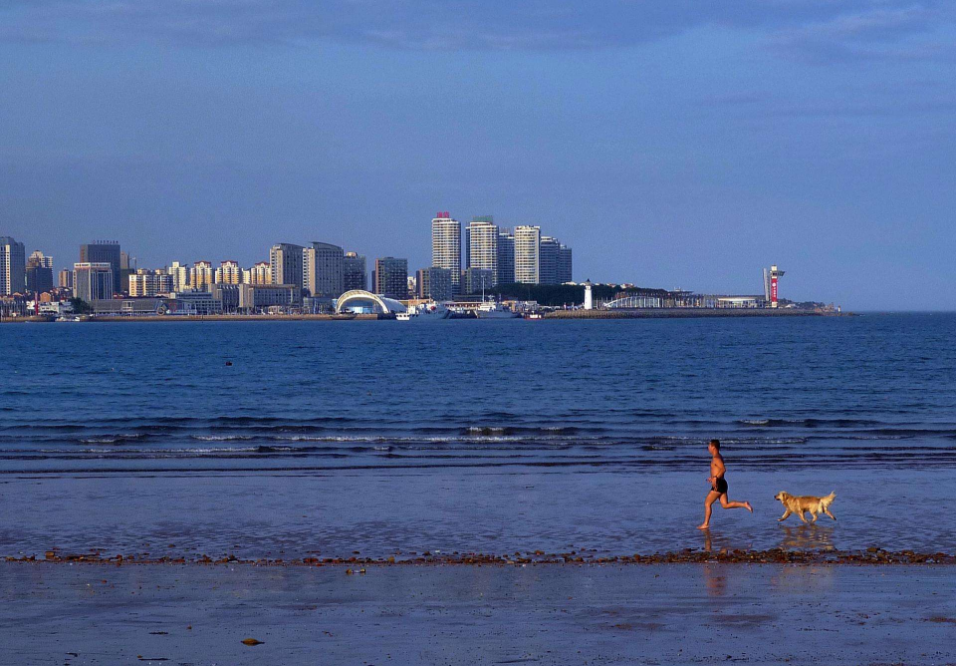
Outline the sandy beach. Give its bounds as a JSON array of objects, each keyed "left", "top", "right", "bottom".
[{"left": 4, "top": 562, "right": 955, "bottom": 665}]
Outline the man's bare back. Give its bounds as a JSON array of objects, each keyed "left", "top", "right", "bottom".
[{"left": 698, "top": 439, "right": 752, "bottom": 530}]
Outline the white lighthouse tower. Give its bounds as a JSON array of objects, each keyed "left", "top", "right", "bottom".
[{"left": 583, "top": 279, "right": 593, "bottom": 310}]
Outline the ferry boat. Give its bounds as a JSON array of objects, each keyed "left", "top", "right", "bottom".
[{"left": 396, "top": 302, "right": 451, "bottom": 322}]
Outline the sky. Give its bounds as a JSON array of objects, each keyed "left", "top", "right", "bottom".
[{"left": 1, "top": 1, "right": 954, "bottom": 310}]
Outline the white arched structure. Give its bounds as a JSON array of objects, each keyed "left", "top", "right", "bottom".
[{"left": 335, "top": 290, "right": 407, "bottom": 314}]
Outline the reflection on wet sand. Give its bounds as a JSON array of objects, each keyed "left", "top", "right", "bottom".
[
  {"left": 702, "top": 563, "right": 727, "bottom": 597},
  {"left": 779, "top": 525, "right": 836, "bottom": 551}
]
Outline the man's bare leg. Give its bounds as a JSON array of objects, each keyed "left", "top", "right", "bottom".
[
  {"left": 698, "top": 490, "right": 721, "bottom": 529},
  {"left": 719, "top": 494, "right": 753, "bottom": 513}
]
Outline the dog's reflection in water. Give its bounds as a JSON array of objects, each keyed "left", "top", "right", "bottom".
[{"left": 779, "top": 524, "right": 836, "bottom": 551}]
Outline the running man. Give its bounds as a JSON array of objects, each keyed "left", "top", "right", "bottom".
[{"left": 698, "top": 439, "right": 752, "bottom": 529}]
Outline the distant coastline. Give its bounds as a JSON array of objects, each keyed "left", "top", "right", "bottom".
[{"left": 0, "top": 308, "right": 849, "bottom": 323}]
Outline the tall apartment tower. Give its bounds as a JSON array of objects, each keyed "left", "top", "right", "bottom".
[
  {"left": 431, "top": 212, "right": 461, "bottom": 295},
  {"left": 497, "top": 229, "right": 515, "bottom": 285},
  {"left": 58, "top": 268, "right": 74, "bottom": 289},
  {"left": 79, "top": 242, "right": 121, "bottom": 296},
  {"left": 557, "top": 244, "right": 573, "bottom": 284},
  {"left": 374, "top": 257, "right": 408, "bottom": 300},
  {"left": 0, "top": 236, "right": 26, "bottom": 295},
  {"left": 270, "top": 243, "right": 304, "bottom": 298},
  {"left": 466, "top": 217, "right": 499, "bottom": 286},
  {"left": 343, "top": 252, "right": 367, "bottom": 292},
  {"left": 539, "top": 236, "right": 561, "bottom": 285},
  {"left": 73, "top": 262, "right": 114, "bottom": 302},
  {"left": 215, "top": 260, "right": 242, "bottom": 284},
  {"left": 168, "top": 261, "right": 190, "bottom": 292},
  {"left": 513, "top": 225, "right": 541, "bottom": 284},
  {"left": 303, "top": 242, "right": 345, "bottom": 297},
  {"left": 190, "top": 261, "right": 215, "bottom": 291},
  {"left": 249, "top": 262, "right": 271, "bottom": 285},
  {"left": 26, "top": 251, "right": 54, "bottom": 293}
]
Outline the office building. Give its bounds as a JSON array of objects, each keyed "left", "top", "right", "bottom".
[
  {"left": 79, "top": 242, "right": 121, "bottom": 296},
  {"left": 190, "top": 261, "right": 214, "bottom": 291},
  {"left": 431, "top": 212, "right": 461, "bottom": 295},
  {"left": 58, "top": 268, "right": 73, "bottom": 289},
  {"left": 73, "top": 262, "right": 114, "bottom": 302},
  {"left": 270, "top": 243, "right": 304, "bottom": 296},
  {"left": 466, "top": 217, "right": 499, "bottom": 286},
  {"left": 0, "top": 236, "right": 26, "bottom": 296},
  {"left": 215, "top": 260, "right": 242, "bottom": 284},
  {"left": 237, "top": 284, "right": 298, "bottom": 311},
  {"left": 26, "top": 251, "right": 54, "bottom": 293},
  {"left": 373, "top": 257, "right": 408, "bottom": 300},
  {"left": 303, "top": 242, "right": 345, "bottom": 298},
  {"left": 497, "top": 229, "right": 515, "bottom": 285},
  {"left": 557, "top": 244, "right": 573, "bottom": 283},
  {"left": 463, "top": 267, "right": 494, "bottom": 295},
  {"left": 129, "top": 270, "right": 173, "bottom": 297},
  {"left": 343, "top": 252, "right": 367, "bottom": 292},
  {"left": 513, "top": 225, "right": 541, "bottom": 284},
  {"left": 416, "top": 267, "right": 453, "bottom": 301},
  {"left": 167, "top": 262, "right": 189, "bottom": 292}
]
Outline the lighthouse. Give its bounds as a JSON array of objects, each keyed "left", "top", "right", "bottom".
[
  {"left": 768, "top": 265, "right": 785, "bottom": 308},
  {"left": 583, "top": 279, "right": 593, "bottom": 310}
]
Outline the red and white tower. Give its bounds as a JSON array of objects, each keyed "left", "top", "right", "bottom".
[{"left": 769, "top": 264, "right": 785, "bottom": 308}]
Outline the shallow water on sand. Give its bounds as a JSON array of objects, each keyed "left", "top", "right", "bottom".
[{"left": 1, "top": 314, "right": 954, "bottom": 558}]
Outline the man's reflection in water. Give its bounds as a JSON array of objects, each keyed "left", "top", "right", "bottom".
[
  {"left": 703, "top": 562, "right": 727, "bottom": 597},
  {"left": 780, "top": 525, "right": 836, "bottom": 551}
]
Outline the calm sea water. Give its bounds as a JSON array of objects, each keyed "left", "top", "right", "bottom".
[{"left": 1, "top": 314, "right": 954, "bottom": 558}]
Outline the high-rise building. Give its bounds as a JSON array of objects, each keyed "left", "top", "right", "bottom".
[
  {"left": 539, "top": 236, "right": 561, "bottom": 285},
  {"left": 119, "top": 251, "right": 136, "bottom": 293},
  {"left": 248, "top": 261, "right": 271, "bottom": 285},
  {"left": 58, "top": 268, "right": 74, "bottom": 289},
  {"left": 168, "top": 261, "right": 190, "bottom": 292},
  {"left": 270, "top": 243, "right": 304, "bottom": 297},
  {"left": 303, "top": 242, "right": 345, "bottom": 298},
  {"left": 190, "top": 261, "right": 214, "bottom": 291},
  {"left": 497, "top": 229, "right": 515, "bottom": 285},
  {"left": 463, "top": 267, "right": 494, "bottom": 295},
  {"left": 129, "top": 270, "right": 174, "bottom": 297},
  {"left": 79, "top": 242, "right": 121, "bottom": 296},
  {"left": 73, "top": 262, "right": 114, "bottom": 302},
  {"left": 26, "top": 251, "right": 54, "bottom": 293},
  {"left": 416, "top": 267, "right": 453, "bottom": 301},
  {"left": 214, "top": 260, "right": 242, "bottom": 285},
  {"left": 343, "top": 252, "right": 367, "bottom": 292},
  {"left": 431, "top": 212, "right": 461, "bottom": 295},
  {"left": 513, "top": 225, "right": 541, "bottom": 284},
  {"left": 0, "top": 236, "right": 26, "bottom": 295},
  {"left": 557, "top": 243, "right": 573, "bottom": 284},
  {"left": 466, "top": 217, "right": 499, "bottom": 286},
  {"left": 374, "top": 257, "right": 408, "bottom": 300}
]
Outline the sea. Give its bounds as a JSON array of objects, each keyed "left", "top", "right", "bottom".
[{"left": 1, "top": 313, "right": 954, "bottom": 559}]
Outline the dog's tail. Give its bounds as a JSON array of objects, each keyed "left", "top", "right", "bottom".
[{"left": 822, "top": 491, "right": 836, "bottom": 506}]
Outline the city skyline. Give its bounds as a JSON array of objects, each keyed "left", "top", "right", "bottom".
[{"left": 2, "top": 2, "right": 955, "bottom": 309}]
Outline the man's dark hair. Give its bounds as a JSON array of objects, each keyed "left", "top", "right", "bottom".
[{"left": 709, "top": 439, "right": 720, "bottom": 450}]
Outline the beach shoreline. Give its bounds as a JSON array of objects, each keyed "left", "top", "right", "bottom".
[{"left": 5, "top": 561, "right": 954, "bottom": 665}]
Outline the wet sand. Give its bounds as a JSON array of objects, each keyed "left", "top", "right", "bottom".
[{"left": 4, "top": 563, "right": 955, "bottom": 665}]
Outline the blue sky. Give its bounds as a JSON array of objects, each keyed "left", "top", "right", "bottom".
[{"left": 1, "top": 1, "right": 954, "bottom": 309}]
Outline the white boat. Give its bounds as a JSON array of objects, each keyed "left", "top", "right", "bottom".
[
  {"left": 474, "top": 301, "right": 519, "bottom": 319},
  {"left": 396, "top": 302, "right": 451, "bottom": 322}
]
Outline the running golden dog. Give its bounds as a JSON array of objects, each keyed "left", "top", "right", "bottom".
[{"left": 774, "top": 491, "right": 837, "bottom": 524}]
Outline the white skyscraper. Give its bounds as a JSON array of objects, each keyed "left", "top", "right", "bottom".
[
  {"left": 431, "top": 212, "right": 461, "bottom": 295},
  {"left": 513, "top": 225, "right": 541, "bottom": 284},
  {"left": 466, "top": 217, "right": 499, "bottom": 286}
]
